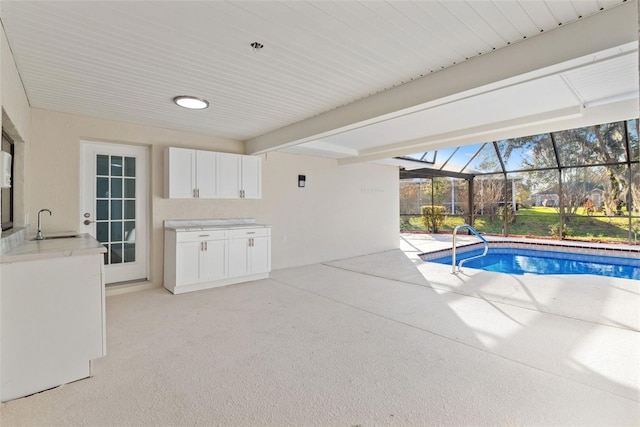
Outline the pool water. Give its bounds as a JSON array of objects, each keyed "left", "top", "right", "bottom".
[{"left": 428, "top": 248, "right": 640, "bottom": 280}]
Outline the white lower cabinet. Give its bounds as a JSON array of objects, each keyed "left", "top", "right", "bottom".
[
  {"left": 164, "top": 226, "right": 270, "bottom": 294},
  {"left": 1, "top": 252, "right": 106, "bottom": 402},
  {"left": 228, "top": 228, "right": 271, "bottom": 278}
]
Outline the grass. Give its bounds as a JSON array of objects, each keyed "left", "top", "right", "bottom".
[{"left": 401, "top": 206, "right": 640, "bottom": 244}]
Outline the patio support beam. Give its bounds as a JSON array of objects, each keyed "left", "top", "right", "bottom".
[
  {"left": 245, "top": 2, "right": 638, "bottom": 156},
  {"left": 623, "top": 120, "right": 633, "bottom": 243},
  {"left": 503, "top": 173, "right": 509, "bottom": 237},
  {"left": 549, "top": 132, "right": 564, "bottom": 240},
  {"left": 468, "top": 178, "right": 475, "bottom": 228}
]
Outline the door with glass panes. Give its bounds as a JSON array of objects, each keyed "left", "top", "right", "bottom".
[{"left": 81, "top": 142, "right": 148, "bottom": 284}]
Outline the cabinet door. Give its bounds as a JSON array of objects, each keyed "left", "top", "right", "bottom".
[
  {"left": 195, "top": 150, "right": 217, "bottom": 198},
  {"left": 166, "top": 147, "right": 195, "bottom": 198},
  {"left": 200, "top": 239, "right": 226, "bottom": 282},
  {"left": 241, "top": 155, "right": 262, "bottom": 199},
  {"left": 175, "top": 241, "right": 201, "bottom": 286},
  {"left": 217, "top": 152, "right": 241, "bottom": 199},
  {"left": 249, "top": 236, "right": 271, "bottom": 274},
  {"left": 228, "top": 237, "right": 249, "bottom": 278}
]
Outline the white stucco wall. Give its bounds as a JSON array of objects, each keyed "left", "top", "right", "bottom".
[
  {"left": 27, "top": 108, "right": 399, "bottom": 285},
  {"left": 260, "top": 151, "right": 399, "bottom": 269}
]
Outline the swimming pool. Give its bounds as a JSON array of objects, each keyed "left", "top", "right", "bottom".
[{"left": 427, "top": 247, "right": 640, "bottom": 280}]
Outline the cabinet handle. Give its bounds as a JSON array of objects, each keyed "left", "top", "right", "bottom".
[
  {"left": 197, "top": 188, "right": 200, "bottom": 198},
  {"left": 193, "top": 189, "right": 197, "bottom": 198},
  {"left": 200, "top": 241, "right": 204, "bottom": 251},
  {"left": 205, "top": 241, "right": 208, "bottom": 251}
]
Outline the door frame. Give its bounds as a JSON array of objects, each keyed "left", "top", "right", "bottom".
[{"left": 80, "top": 140, "right": 150, "bottom": 284}]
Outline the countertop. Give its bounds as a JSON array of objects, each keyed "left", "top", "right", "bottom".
[
  {"left": 164, "top": 219, "right": 271, "bottom": 232},
  {"left": 0, "top": 233, "right": 106, "bottom": 263},
  {"left": 166, "top": 224, "right": 271, "bottom": 232}
]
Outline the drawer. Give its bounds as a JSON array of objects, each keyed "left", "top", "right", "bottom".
[
  {"left": 175, "top": 230, "right": 227, "bottom": 242},
  {"left": 228, "top": 227, "right": 271, "bottom": 239}
]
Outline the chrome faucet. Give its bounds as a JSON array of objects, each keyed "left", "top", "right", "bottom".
[{"left": 35, "top": 209, "right": 52, "bottom": 240}]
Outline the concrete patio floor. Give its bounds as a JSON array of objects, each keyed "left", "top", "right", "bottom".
[{"left": 1, "top": 234, "right": 638, "bottom": 425}]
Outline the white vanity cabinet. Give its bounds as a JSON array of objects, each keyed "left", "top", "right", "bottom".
[
  {"left": 164, "top": 147, "right": 217, "bottom": 199},
  {"left": 216, "top": 152, "right": 262, "bottom": 199},
  {"left": 164, "top": 223, "right": 271, "bottom": 294},
  {"left": 0, "top": 237, "right": 106, "bottom": 402}
]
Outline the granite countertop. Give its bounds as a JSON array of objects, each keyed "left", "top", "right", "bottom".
[
  {"left": 0, "top": 233, "right": 106, "bottom": 263},
  {"left": 166, "top": 224, "right": 271, "bottom": 231},
  {"left": 164, "top": 219, "right": 271, "bottom": 231}
]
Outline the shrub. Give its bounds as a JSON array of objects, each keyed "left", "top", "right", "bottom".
[
  {"left": 549, "top": 222, "right": 573, "bottom": 238},
  {"left": 421, "top": 205, "right": 447, "bottom": 232},
  {"left": 499, "top": 205, "right": 516, "bottom": 224}
]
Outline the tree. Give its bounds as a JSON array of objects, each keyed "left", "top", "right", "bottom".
[
  {"left": 399, "top": 180, "right": 422, "bottom": 216},
  {"left": 474, "top": 177, "right": 506, "bottom": 222},
  {"left": 495, "top": 121, "right": 633, "bottom": 218}
]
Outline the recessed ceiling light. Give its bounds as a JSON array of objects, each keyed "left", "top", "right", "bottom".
[{"left": 173, "top": 96, "right": 209, "bottom": 110}]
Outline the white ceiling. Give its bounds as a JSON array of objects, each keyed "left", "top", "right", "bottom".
[{"left": 1, "top": 1, "right": 638, "bottom": 163}]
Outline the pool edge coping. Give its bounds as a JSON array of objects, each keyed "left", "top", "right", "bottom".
[{"left": 419, "top": 238, "right": 640, "bottom": 262}]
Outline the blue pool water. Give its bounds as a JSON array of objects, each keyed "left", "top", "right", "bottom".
[{"left": 428, "top": 248, "right": 640, "bottom": 280}]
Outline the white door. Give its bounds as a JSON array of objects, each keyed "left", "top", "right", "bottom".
[{"left": 81, "top": 142, "right": 148, "bottom": 284}]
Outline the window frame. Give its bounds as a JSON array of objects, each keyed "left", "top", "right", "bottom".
[{"left": 2, "top": 131, "right": 15, "bottom": 231}]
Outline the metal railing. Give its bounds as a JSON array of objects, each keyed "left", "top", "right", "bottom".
[{"left": 452, "top": 224, "right": 488, "bottom": 273}]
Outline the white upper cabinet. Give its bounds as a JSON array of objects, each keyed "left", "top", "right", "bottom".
[
  {"left": 240, "top": 155, "right": 262, "bottom": 199},
  {"left": 216, "top": 152, "right": 241, "bottom": 199},
  {"left": 165, "top": 148, "right": 261, "bottom": 199},
  {"left": 217, "top": 152, "right": 262, "bottom": 199},
  {"left": 195, "top": 150, "right": 217, "bottom": 198},
  {"left": 165, "top": 147, "right": 195, "bottom": 199},
  {"left": 164, "top": 147, "right": 217, "bottom": 199}
]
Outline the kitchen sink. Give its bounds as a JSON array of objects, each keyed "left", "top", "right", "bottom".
[{"left": 31, "top": 234, "right": 80, "bottom": 241}]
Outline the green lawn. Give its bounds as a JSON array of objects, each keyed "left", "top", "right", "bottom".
[{"left": 401, "top": 206, "right": 640, "bottom": 243}]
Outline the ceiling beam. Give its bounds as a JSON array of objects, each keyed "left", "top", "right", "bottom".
[
  {"left": 400, "top": 168, "right": 474, "bottom": 181},
  {"left": 245, "top": 1, "right": 638, "bottom": 156},
  {"left": 339, "top": 98, "right": 638, "bottom": 165},
  {"left": 357, "top": 106, "right": 584, "bottom": 157}
]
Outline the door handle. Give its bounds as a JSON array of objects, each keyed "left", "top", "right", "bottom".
[{"left": 83, "top": 219, "right": 95, "bottom": 225}]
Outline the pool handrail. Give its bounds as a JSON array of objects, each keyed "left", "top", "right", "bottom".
[{"left": 452, "top": 224, "right": 488, "bottom": 273}]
